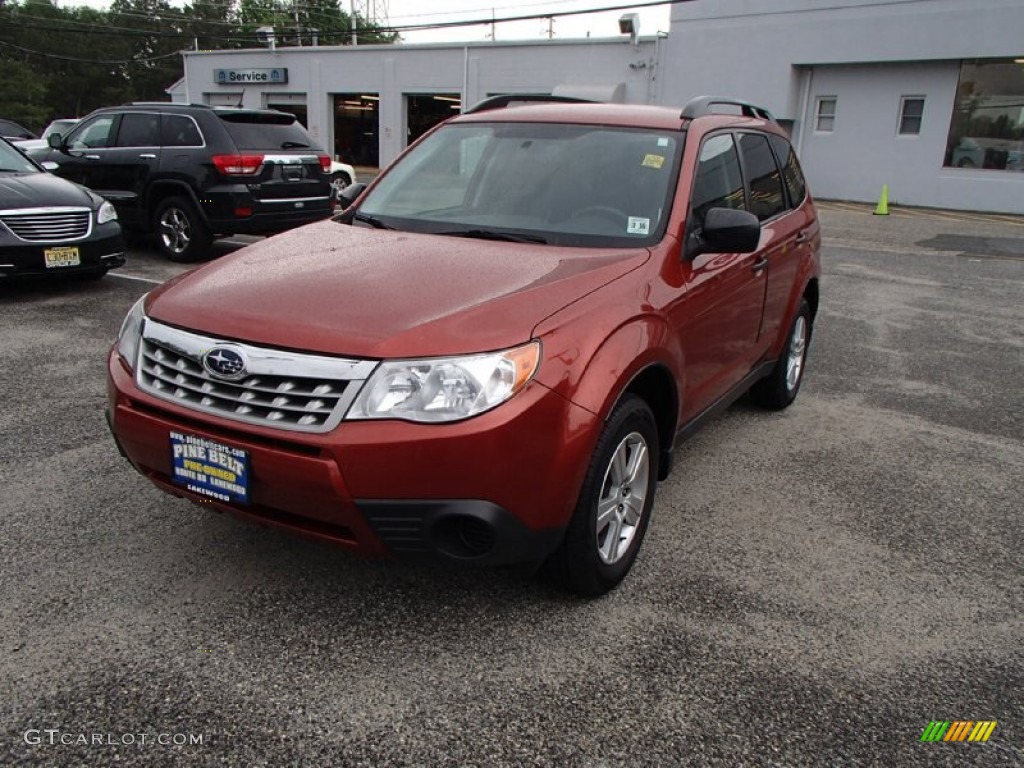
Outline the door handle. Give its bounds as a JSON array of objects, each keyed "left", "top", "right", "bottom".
[
  {"left": 84, "top": 154, "right": 100, "bottom": 160},
  {"left": 752, "top": 256, "right": 768, "bottom": 274},
  {"left": 139, "top": 153, "right": 157, "bottom": 159}
]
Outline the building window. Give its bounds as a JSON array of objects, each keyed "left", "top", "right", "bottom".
[
  {"left": 945, "top": 59, "right": 1024, "bottom": 171},
  {"left": 899, "top": 96, "right": 925, "bottom": 135},
  {"left": 815, "top": 97, "right": 837, "bottom": 133}
]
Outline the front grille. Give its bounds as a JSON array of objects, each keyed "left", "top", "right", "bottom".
[
  {"left": 0, "top": 207, "right": 92, "bottom": 242},
  {"left": 136, "top": 320, "right": 378, "bottom": 433}
]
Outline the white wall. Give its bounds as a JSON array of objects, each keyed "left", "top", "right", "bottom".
[
  {"left": 184, "top": 38, "right": 660, "bottom": 167},
  {"left": 661, "top": 0, "right": 1024, "bottom": 213}
]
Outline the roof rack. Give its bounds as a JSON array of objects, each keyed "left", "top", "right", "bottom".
[
  {"left": 464, "top": 93, "right": 595, "bottom": 115},
  {"left": 680, "top": 96, "right": 775, "bottom": 122}
]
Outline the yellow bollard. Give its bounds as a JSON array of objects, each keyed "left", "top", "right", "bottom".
[{"left": 874, "top": 184, "right": 890, "bottom": 215}]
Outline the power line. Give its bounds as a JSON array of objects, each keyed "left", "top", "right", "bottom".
[
  {"left": 0, "top": 38, "right": 186, "bottom": 64},
  {"left": 0, "top": 0, "right": 681, "bottom": 50}
]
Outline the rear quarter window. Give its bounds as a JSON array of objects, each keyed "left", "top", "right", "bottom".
[
  {"left": 768, "top": 134, "right": 807, "bottom": 207},
  {"left": 217, "top": 112, "right": 319, "bottom": 151}
]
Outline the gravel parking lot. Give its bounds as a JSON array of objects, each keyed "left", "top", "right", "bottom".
[{"left": 1, "top": 205, "right": 1021, "bottom": 767}]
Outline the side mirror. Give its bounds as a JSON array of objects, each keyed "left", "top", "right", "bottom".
[
  {"left": 47, "top": 132, "right": 63, "bottom": 150},
  {"left": 40, "top": 161, "right": 59, "bottom": 172},
  {"left": 336, "top": 182, "right": 366, "bottom": 210},
  {"left": 693, "top": 207, "right": 761, "bottom": 256}
]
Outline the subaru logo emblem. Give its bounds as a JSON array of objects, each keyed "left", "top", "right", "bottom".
[{"left": 203, "top": 347, "right": 247, "bottom": 379}]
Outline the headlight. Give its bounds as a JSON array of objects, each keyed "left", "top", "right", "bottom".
[
  {"left": 117, "top": 295, "right": 147, "bottom": 371},
  {"left": 97, "top": 200, "right": 118, "bottom": 225},
  {"left": 346, "top": 341, "right": 541, "bottom": 423}
]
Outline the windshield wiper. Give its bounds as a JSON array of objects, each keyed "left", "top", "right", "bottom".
[
  {"left": 352, "top": 212, "right": 393, "bottom": 230},
  {"left": 436, "top": 228, "right": 547, "bottom": 244},
  {"left": 280, "top": 140, "right": 311, "bottom": 149}
]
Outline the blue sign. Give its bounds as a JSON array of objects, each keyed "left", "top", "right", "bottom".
[
  {"left": 170, "top": 431, "right": 250, "bottom": 505},
  {"left": 214, "top": 68, "right": 288, "bottom": 85}
]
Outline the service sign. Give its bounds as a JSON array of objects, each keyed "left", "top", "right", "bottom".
[
  {"left": 214, "top": 68, "right": 288, "bottom": 85},
  {"left": 170, "top": 431, "right": 250, "bottom": 505}
]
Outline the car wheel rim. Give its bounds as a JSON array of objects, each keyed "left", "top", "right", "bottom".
[
  {"left": 596, "top": 431, "right": 650, "bottom": 565},
  {"left": 786, "top": 315, "right": 807, "bottom": 392},
  {"left": 159, "top": 208, "right": 190, "bottom": 255}
]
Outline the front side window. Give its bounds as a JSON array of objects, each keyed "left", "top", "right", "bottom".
[
  {"left": 738, "top": 133, "right": 787, "bottom": 221},
  {"left": 899, "top": 96, "right": 926, "bottom": 136},
  {"left": 690, "top": 133, "right": 746, "bottom": 228},
  {"left": 815, "top": 97, "right": 837, "bottom": 133},
  {"left": 356, "top": 122, "right": 684, "bottom": 248},
  {"left": 68, "top": 115, "right": 117, "bottom": 150},
  {"left": 944, "top": 59, "right": 1024, "bottom": 171},
  {"left": 116, "top": 113, "right": 160, "bottom": 148}
]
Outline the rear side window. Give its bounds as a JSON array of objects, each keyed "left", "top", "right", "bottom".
[
  {"left": 161, "top": 114, "right": 203, "bottom": 147},
  {"left": 738, "top": 133, "right": 786, "bottom": 221},
  {"left": 217, "top": 112, "right": 319, "bottom": 151},
  {"left": 690, "top": 133, "right": 746, "bottom": 227},
  {"left": 768, "top": 134, "right": 807, "bottom": 207},
  {"left": 116, "top": 113, "right": 160, "bottom": 147}
]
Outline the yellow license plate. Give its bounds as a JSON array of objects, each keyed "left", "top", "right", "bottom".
[{"left": 44, "top": 246, "right": 81, "bottom": 268}]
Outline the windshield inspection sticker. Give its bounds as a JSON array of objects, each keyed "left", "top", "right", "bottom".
[
  {"left": 642, "top": 153, "right": 666, "bottom": 169},
  {"left": 627, "top": 217, "right": 651, "bottom": 235},
  {"left": 657, "top": 137, "right": 670, "bottom": 147}
]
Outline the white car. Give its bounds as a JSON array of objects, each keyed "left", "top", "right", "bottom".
[
  {"left": 13, "top": 118, "right": 80, "bottom": 153},
  {"left": 329, "top": 160, "right": 358, "bottom": 198}
]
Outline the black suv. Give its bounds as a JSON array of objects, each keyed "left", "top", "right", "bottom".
[{"left": 31, "top": 103, "right": 334, "bottom": 261}]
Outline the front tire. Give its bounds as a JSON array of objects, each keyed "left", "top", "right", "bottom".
[
  {"left": 546, "top": 394, "right": 659, "bottom": 597},
  {"left": 750, "top": 298, "right": 812, "bottom": 410},
  {"left": 153, "top": 196, "right": 212, "bottom": 262}
]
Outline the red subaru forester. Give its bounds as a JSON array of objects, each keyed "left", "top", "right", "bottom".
[{"left": 107, "top": 95, "right": 821, "bottom": 596}]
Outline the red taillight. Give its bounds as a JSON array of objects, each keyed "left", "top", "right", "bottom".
[
  {"left": 212, "top": 154, "right": 264, "bottom": 175},
  {"left": 318, "top": 154, "right": 332, "bottom": 173},
  {"left": 233, "top": 207, "right": 253, "bottom": 218}
]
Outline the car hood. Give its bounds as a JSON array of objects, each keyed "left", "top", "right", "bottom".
[
  {"left": 147, "top": 220, "right": 650, "bottom": 359},
  {"left": 0, "top": 172, "right": 95, "bottom": 210}
]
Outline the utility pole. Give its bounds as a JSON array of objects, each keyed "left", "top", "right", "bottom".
[
  {"left": 546, "top": 16, "right": 554, "bottom": 39},
  {"left": 350, "top": 0, "right": 358, "bottom": 45},
  {"left": 294, "top": 0, "right": 302, "bottom": 46}
]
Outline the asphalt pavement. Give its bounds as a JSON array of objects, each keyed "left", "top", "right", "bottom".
[{"left": 1, "top": 204, "right": 1021, "bottom": 767}]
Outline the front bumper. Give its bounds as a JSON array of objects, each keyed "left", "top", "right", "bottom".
[
  {"left": 107, "top": 349, "right": 599, "bottom": 566},
  {"left": 0, "top": 230, "right": 125, "bottom": 278}
]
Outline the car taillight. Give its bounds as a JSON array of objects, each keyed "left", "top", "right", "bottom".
[
  {"left": 318, "top": 155, "right": 331, "bottom": 173},
  {"left": 212, "top": 154, "right": 264, "bottom": 175}
]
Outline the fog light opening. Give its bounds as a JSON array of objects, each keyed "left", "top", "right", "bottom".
[{"left": 432, "top": 515, "right": 496, "bottom": 559}]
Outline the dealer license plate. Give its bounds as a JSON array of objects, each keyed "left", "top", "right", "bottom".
[
  {"left": 170, "top": 431, "right": 250, "bottom": 505},
  {"left": 43, "top": 246, "right": 81, "bottom": 268}
]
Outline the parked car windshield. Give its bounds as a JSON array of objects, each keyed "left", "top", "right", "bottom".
[
  {"left": 356, "top": 121, "right": 683, "bottom": 248},
  {"left": 0, "top": 140, "right": 41, "bottom": 173}
]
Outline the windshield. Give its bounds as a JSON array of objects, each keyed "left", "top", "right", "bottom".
[
  {"left": 357, "top": 121, "right": 683, "bottom": 248},
  {"left": 0, "top": 140, "right": 40, "bottom": 174}
]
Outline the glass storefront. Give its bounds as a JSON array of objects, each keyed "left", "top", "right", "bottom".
[{"left": 945, "top": 59, "right": 1024, "bottom": 171}]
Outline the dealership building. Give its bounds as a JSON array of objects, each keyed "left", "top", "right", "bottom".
[{"left": 175, "top": 0, "right": 1024, "bottom": 214}]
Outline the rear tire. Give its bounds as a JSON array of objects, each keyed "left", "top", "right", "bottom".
[
  {"left": 153, "top": 196, "right": 212, "bottom": 262},
  {"left": 750, "top": 298, "right": 812, "bottom": 410},
  {"left": 330, "top": 172, "right": 352, "bottom": 200},
  {"left": 545, "top": 394, "right": 659, "bottom": 597}
]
